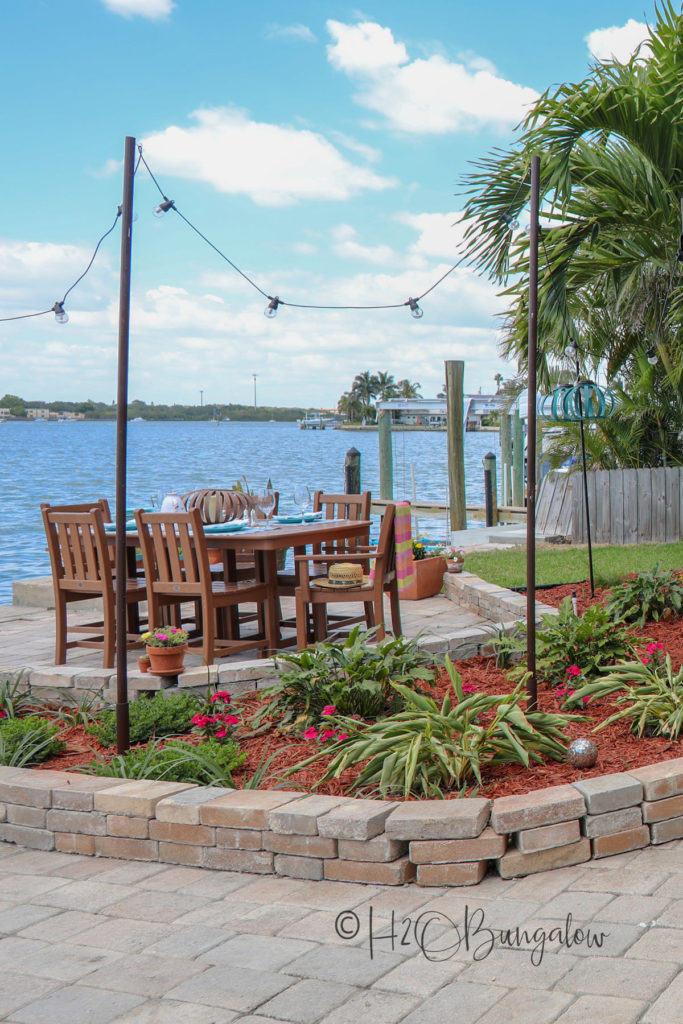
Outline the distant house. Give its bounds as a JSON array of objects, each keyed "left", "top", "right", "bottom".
[
  {"left": 0, "top": 408, "right": 11, "bottom": 420},
  {"left": 376, "top": 395, "right": 503, "bottom": 431}
]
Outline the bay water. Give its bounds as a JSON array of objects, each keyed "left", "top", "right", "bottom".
[{"left": 0, "top": 419, "right": 501, "bottom": 604}]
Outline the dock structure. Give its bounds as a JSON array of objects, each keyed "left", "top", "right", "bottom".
[
  {"left": 297, "top": 412, "right": 340, "bottom": 430},
  {"left": 376, "top": 394, "right": 504, "bottom": 431},
  {"left": 371, "top": 497, "right": 526, "bottom": 523}
]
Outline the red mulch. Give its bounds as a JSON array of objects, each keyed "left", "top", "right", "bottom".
[{"left": 33, "top": 579, "right": 683, "bottom": 800}]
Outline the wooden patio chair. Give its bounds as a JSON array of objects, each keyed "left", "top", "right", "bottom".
[
  {"left": 277, "top": 490, "right": 371, "bottom": 639},
  {"left": 41, "top": 504, "right": 146, "bottom": 667},
  {"left": 135, "top": 508, "right": 273, "bottom": 662},
  {"left": 294, "top": 502, "right": 401, "bottom": 649}
]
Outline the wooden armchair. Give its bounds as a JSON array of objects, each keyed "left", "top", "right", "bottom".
[
  {"left": 135, "top": 508, "right": 273, "bottom": 663},
  {"left": 41, "top": 504, "right": 146, "bottom": 667},
  {"left": 294, "top": 503, "right": 401, "bottom": 648}
]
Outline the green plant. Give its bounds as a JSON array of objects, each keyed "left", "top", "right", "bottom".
[
  {"left": 79, "top": 737, "right": 245, "bottom": 785},
  {"left": 254, "top": 627, "right": 435, "bottom": 731},
  {"left": 0, "top": 716, "right": 65, "bottom": 767},
  {"left": 568, "top": 651, "right": 683, "bottom": 739},
  {"left": 85, "top": 692, "right": 201, "bottom": 747},
  {"left": 190, "top": 690, "right": 240, "bottom": 741},
  {"left": 510, "top": 598, "right": 637, "bottom": 689},
  {"left": 285, "top": 659, "right": 580, "bottom": 798},
  {"left": 140, "top": 627, "right": 189, "bottom": 648},
  {"left": 605, "top": 563, "right": 683, "bottom": 627},
  {"left": 486, "top": 625, "right": 526, "bottom": 670},
  {"left": 51, "top": 689, "right": 112, "bottom": 728},
  {"left": 412, "top": 539, "right": 429, "bottom": 561},
  {"left": 0, "top": 675, "right": 36, "bottom": 719}
]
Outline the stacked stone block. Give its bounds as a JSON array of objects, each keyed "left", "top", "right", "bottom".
[{"left": 3, "top": 762, "right": 683, "bottom": 887}]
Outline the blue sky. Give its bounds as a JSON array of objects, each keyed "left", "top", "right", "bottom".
[{"left": 0, "top": 0, "right": 657, "bottom": 408}]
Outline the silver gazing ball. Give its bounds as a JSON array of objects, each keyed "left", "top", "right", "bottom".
[{"left": 567, "top": 738, "right": 599, "bottom": 769}]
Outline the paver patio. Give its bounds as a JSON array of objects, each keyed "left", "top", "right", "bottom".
[{"left": 0, "top": 841, "right": 681, "bottom": 1022}]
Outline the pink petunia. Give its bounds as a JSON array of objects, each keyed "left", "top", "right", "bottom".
[
  {"left": 462, "top": 683, "right": 477, "bottom": 693},
  {"left": 337, "top": 732, "right": 349, "bottom": 741},
  {"left": 321, "top": 705, "right": 337, "bottom": 716},
  {"left": 566, "top": 665, "right": 582, "bottom": 677},
  {"left": 191, "top": 714, "right": 210, "bottom": 727},
  {"left": 215, "top": 728, "right": 228, "bottom": 738},
  {"left": 222, "top": 715, "right": 240, "bottom": 726},
  {"left": 210, "top": 691, "right": 231, "bottom": 703},
  {"left": 320, "top": 729, "right": 337, "bottom": 741},
  {"left": 303, "top": 727, "right": 318, "bottom": 740},
  {"left": 646, "top": 642, "right": 664, "bottom": 654}
]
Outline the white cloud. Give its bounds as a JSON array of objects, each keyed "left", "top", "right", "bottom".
[
  {"left": 331, "top": 224, "right": 396, "bottom": 265},
  {"left": 266, "top": 23, "right": 317, "bottom": 43},
  {"left": 586, "top": 19, "right": 651, "bottom": 62},
  {"left": 139, "top": 108, "right": 396, "bottom": 206},
  {"left": 101, "top": 0, "right": 174, "bottom": 19},
  {"left": 0, "top": 238, "right": 115, "bottom": 312},
  {"left": 326, "top": 20, "right": 537, "bottom": 133},
  {"left": 396, "top": 211, "right": 467, "bottom": 264},
  {"left": 89, "top": 158, "right": 123, "bottom": 179}
]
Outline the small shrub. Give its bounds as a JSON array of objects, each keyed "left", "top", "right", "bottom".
[
  {"left": 569, "top": 650, "right": 683, "bottom": 739},
  {"left": 52, "top": 689, "right": 112, "bottom": 728},
  {"left": 0, "top": 675, "right": 36, "bottom": 719},
  {"left": 605, "top": 563, "right": 683, "bottom": 627},
  {"left": 0, "top": 716, "right": 65, "bottom": 767},
  {"left": 85, "top": 692, "right": 201, "bottom": 747},
  {"left": 285, "top": 658, "right": 580, "bottom": 798},
  {"left": 510, "top": 598, "right": 637, "bottom": 689},
  {"left": 254, "top": 627, "right": 435, "bottom": 731},
  {"left": 79, "top": 737, "right": 245, "bottom": 785}
]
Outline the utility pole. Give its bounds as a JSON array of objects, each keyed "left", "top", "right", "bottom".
[
  {"left": 199, "top": 390, "right": 204, "bottom": 407},
  {"left": 252, "top": 374, "right": 258, "bottom": 408}
]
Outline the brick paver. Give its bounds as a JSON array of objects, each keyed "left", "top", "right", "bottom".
[{"left": 0, "top": 841, "right": 681, "bottom": 1022}]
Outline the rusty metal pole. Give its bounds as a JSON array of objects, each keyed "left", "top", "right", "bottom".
[
  {"left": 115, "top": 136, "right": 136, "bottom": 754},
  {"left": 526, "top": 154, "right": 540, "bottom": 711}
]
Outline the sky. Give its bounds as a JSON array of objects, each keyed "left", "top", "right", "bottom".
[{"left": 0, "top": 0, "right": 658, "bottom": 409}]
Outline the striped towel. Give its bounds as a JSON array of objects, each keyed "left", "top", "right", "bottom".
[{"left": 394, "top": 502, "right": 414, "bottom": 590}]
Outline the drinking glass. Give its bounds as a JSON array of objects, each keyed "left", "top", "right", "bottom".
[
  {"left": 293, "top": 484, "right": 311, "bottom": 520},
  {"left": 257, "top": 487, "right": 276, "bottom": 528}
]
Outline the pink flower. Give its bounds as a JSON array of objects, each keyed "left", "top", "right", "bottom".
[
  {"left": 566, "top": 665, "right": 582, "bottom": 677},
  {"left": 215, "top": 728, "right": 228, "bottom": 738},
  {"left": 321, "top": 705, "right": 337, "bottom": 716},
  {"left": 154, "top": 632, "right": 168, "bottom": 641},
  {"left": 556, "top": 687, "right": 567, "bottom": 697},
  {"left": 582, "top": 696, "right": 590, "bottom": 706},
  {"left": 0, "top": 709, "right": 6, "bottom": 719},
  {"left": 337, "top": 732, "right": 349, "bottom": 741},
  {"left": 303, "top": 727, "right": 318, "bottom": 740},
  {"left": 221, "top": 714, "right": 240, "bottom": 726},
  {"left": 320, "top": 729, "right": 338, "bottom": 741},
  {"left": 641, "top": 656, "right": 650, "bottom": 664},
  {"left": 210, "top": 691, "right": 231, "bottom": 703},
  {"left": 646, "top": 642, "right": 664, "bottom": 654},
  {"left": 191, "top": 714, "right": 210, "bottom": 727},
  {"left": 462, "top": 683, "right": 476, "bottom": 693}
]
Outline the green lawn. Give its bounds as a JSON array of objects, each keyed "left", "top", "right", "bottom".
[{"left": 464, "top": 541, "right": 683, "bottom": 590}]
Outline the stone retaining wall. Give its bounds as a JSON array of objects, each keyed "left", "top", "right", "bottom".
[
  {"left": 443, "top": 569, "right": 559, "bottom": 625},
  {"left": 3, "top": 761, "right": 683, "bottom": 887}
]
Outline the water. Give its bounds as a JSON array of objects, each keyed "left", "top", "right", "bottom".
[{"left": 0, "top": 420, "right": 500, "bottom": 604}]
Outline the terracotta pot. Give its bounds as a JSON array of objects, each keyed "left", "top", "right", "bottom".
[
  {"left": 401, "top": 555, "right": 447, "bottom": 600},
  {"left": 145, "top": 644, "right": 188, "bottom": 675},
  {"left": 446, "top": 559, "right": 464, "bottom": 574},
  {"left": 137, "top": 656, "right": 150, "bottom": 674}
]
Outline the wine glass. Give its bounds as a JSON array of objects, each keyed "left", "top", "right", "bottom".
[
  {"left": 293, "top": 484, "right": 311, "bottom": 521},
  {"left": 257, "top": 487, "right": 276, "bottom": 528}
]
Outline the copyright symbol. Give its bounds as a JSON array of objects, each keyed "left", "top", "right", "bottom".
[{"left": 335, "top": 911, "right": 360, "bottom": 940}]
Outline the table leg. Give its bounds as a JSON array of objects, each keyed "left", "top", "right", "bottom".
[{"left": 261, "top": 548, "right": 280, "bottom": 652}]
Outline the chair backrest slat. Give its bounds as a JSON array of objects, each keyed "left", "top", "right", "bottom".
[
  {"left": 311, "top": 491, "right": 371, "bottom": 556},
  {"left": 135, "top": 509, "right": 210, "bottom": 596},
  {"left": 41, "top": 507, "right": 111, "bottom": 587}
]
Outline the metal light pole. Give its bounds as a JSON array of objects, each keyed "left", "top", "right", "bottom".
[
  {"left": 526, "top": 153, "right": 540, "bottom": 712},
  {"left": 199, "top": 389, "right": 204, "bottom": 407},
  {"left": 115, "top": 135, "right": 136, "bottom": 753},
  {"left": 252, "top": 373, "right": 258, "bottom": 408}
]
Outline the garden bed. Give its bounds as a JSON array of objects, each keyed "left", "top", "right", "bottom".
[{"left": 29, "top": 581, "right": 683, "bottom": 801}]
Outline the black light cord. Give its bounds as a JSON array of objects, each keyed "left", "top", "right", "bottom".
[{"left": 137, "top": 146, "right": 468, "bottom": 313}]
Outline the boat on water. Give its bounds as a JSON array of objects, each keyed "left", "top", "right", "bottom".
[{"left": 297, "top": 412, "right": 340, "bottom": 430}]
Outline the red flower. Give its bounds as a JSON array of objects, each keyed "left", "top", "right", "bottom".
[
  {"left": 462, "top": 683, "right": 477, "bottom": 693},
  {"left": 566, "top": 665, "right": 582, "bottom": 677},
  {"left": 321, "top": 705, "right": 337, "bottom": 716},
  {"left": 210, "top": 691, "right": 231, "bottom": 703},
  {"left": 303, "top": 727, "right": 318, "bottom": 740},
  {"left": 221, "top": 714, "right": 240, "bottom": 726}
]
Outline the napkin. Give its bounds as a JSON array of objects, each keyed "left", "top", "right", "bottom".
[
  {"left": 274, "top": 511, "right": 324, "bottom": 524},
  {"left": 202, "top": 521, "right": 246, "bottom": 534},
  {"left": 104, "top": 521, "right": 137, "bottom": 533}
]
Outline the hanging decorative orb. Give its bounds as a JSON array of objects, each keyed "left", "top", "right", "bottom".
[
  {"left": 540, "top": 382, "right": 617, "bottom": 423},
  {"left": 566, "top": 737, "right": 599, "bottom": 768}
]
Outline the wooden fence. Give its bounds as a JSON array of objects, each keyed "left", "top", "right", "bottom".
[{"left": 536, "top": 467, "right": 683, "bottom": 545}]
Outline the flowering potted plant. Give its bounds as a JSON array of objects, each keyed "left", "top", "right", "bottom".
[
  {"left": 402, "top": 538, "right": 447, "bottom": 601},
  {"left": 140, "top": 627, "right": 189, "bottom": 674},
  {"left": 436, "top": 545, "right": 465, "bottom": 573}
]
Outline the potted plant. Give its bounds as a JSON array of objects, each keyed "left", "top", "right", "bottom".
[
  {"left": 140, "top": 627, "right": 189, "bottom": 674},
  {"left": 437, "top": 545, "right": 465, "bottom": 573},
  {"left": 401, "top": 539, "right": 448, "bottom": 601},
  {"left": 137, "top": 654, "right": 151, "bottom": 674}
]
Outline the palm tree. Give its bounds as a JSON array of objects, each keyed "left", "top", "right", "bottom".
[
  {"left": 375, "top": 371, "right": 398, "bottom": 402},
  {"left": 351, "top": 371, "right": 380, "bottom": 421},
  {"left": 494, "top": 373, "right": 504, "bottom": 392},
  {"left": 458, "top": 2, "right": 683, "bottom": 465},
  {"left": 337, "top": 391, "right": 363, "bottom": 423},
  {"left": 397, "top": 378, "right": 422, "bottom": 399}
]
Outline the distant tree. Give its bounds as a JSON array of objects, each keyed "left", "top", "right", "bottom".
[
  {"left": 397, "top": 378, "right": 422, "bottom": 399},
  {"left": 374, "top": 371, "right": 398, "bottom": 401},
  {"left": 337, "top": 391, "right": 363, "bottom": 422},
  {"left": 351, "top": 371, "right": 380, "bottom": 420},
  {"left": 0, "top": 394, "right": 26, "bottom": 416},
  {"left": 494, "top": 373, "right": 504, "bottom": 392}
]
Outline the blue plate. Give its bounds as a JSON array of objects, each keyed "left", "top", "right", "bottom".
[{"left": 203, "top": 521, "right": 246, "bottom": 534}]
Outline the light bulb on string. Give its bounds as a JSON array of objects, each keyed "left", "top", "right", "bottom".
[
  {"left": 407, "top": 298, "right": 423, "bottom": 319},
  {"left": 565, "top": 338, "right": 579, "bottom": 360},
  {"left": 647, "top": 345, "right": 658, "bottom": 365},
  {"left": 264, "top": 296, "right": 280, "bottom": 319},
  {"left": 154, "top": 198, "right": 175, "bottom": 218},
  {"left": 52, "top": 301, "right": 68, "bottom": 324},
  {"left": 501, "top": 212, "right": 519, "bottom": 230}
]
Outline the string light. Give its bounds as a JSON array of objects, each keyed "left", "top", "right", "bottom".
[
  {"left": 647, "top": 345, "right": 658, "bottom": 365},
  {"left": 154, "top": 198, "right": 175, "bottom": 217},
  {"left": 52, "top": 301, "right": 69, "bottom": 324},
  {"left": 501, "top": 211, "right": 520, "bottom": 230},
  {"left": 406, "top": 298, "right": 424, "bottom": 319},
  {"left": 264, "top": 296, "right": 280, "bottom": 318}
]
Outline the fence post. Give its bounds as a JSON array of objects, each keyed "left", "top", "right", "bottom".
[
  {"left": 378, "top": 410, "right": 394, "bottom": 500},
  {"left": 512, "top": 410, "right": 524, "bottom": 507},
  {"left": 344, "top": 447, "right": 361, "bottom": 494},
  {"left": 499, "top": 412, "right": 512, "bottom": 506},
  {"left": 483, "top": 452, "right": 498, "bottom": 527}
]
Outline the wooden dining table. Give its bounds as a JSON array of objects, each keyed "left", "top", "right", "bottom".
[{"left": 124, "top": 517, "right": 372, "bottom": 653}]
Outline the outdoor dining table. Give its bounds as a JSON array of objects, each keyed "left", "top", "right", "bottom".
[{"left": 123, "top": 517, "right": 372, "bottom": 653}]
